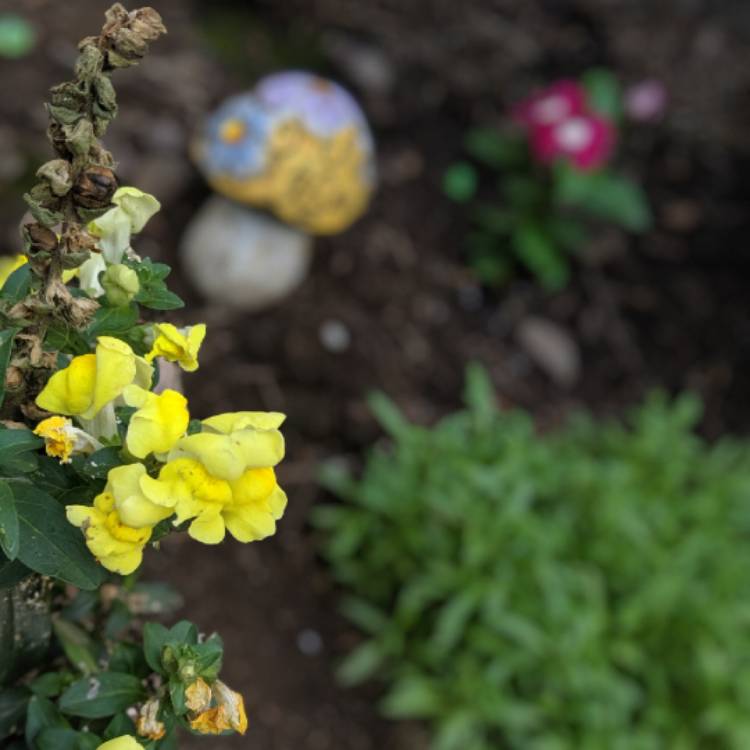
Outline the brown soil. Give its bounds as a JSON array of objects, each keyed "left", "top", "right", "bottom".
[{"left": 2, "top": 0, "right": 750, "bottom": 747}]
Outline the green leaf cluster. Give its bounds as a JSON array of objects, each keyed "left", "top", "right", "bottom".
[
  {"left": 0, "top": 598, "right": 228, "bottom": 750},
  {"left": 316, "top": 365, "right": 750, "bottom": 749}
]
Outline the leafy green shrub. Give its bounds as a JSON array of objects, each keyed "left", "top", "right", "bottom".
[{"left": 315, "top": 366, "right": 750, "bottom": 749}]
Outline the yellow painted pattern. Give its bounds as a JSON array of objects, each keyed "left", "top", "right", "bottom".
[{"left": 208, "top": 120, "right": 372, "bottom": 235}]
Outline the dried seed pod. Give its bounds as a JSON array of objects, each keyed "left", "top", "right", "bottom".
[
  {"left": 72, "top": 166, "right": 118, "bottom": 209},
  {"left": 24, "top": 224, "right": 58, "bottom": 254},
  {"left": 36, "top": 159, "right": 73, "bottom": 197}
]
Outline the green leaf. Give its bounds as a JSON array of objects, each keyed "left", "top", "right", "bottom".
[
  {"left": 130, "top": 258, "right": 184, "bottom": 310},
  {"left": 59, "top": 672, "right": 146, "bottom": 719},
  {"left": 26, "top": 695, "right": 67, "bottom": 747},
  {"left": 367, "top": 392, "right": 409, "bottom": 437},
  {"left": 85, "top": 303, "right": 139, "bottom": 339},
  {"left": 103, "top": 712, "right": 136, "bottom": 740},
  {"left": 463, "top": 363, "right": 497, "bottom": 418},
  {"left": 0, "top": 328, "right": 18, "bottom": 409},
  {"left": 0, "top": 427, "right": 43, "bottom": 475},
  {"left": 53, "top": 617, "right": 99, "bottom": 675},
  {"left": 1, "top": 265, "right": 31, "bottom": 303},
  {"left": 336, "top": 641, "right": 385, "bottom": 686},
  {"left": 0, "top": 480, "right": 19, "bottom": 560},
  {"left": 11, "top": 482, "right": 105, "bottom": 590},
  {"left": 44, "top": 323, "right": 90, "bottom": 356},
  {"left": 553, "top": 165, "right": 651, "bottom": 232},
  {"left": 72, "top": 446, "right": 123, "bottom": 480},
  {"left": 0, "top": 556, "right": 29, "bottom": 589},
  {"left": 582, "top": 68, "right": 622, "bottom": 119},
  {"left": 30, "top": 672, "right": 69, "bottom": 698},
  {"left": 381, "top": 676, "right": 441, "bottom": 719},
  {"left": 464, "top": 128, "right": 527, "bottom": 168},
  {"left": 511, "top": 222, "right": 569, "bottom": 290},
  {"left": 36, "top": 728, "right": 88, "bottom": 750},
  {"left": 0, "top": 687, "right": 29, "bottom": 736},
  {"left": 443, "top": 162, "right": 478, "bottom": 203}
]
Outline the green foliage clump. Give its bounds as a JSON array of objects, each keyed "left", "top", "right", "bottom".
[{"left": 316, "top": 366, "right": 750, "bottom": 749}]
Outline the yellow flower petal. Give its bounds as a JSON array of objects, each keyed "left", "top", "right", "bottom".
[
  {"left": 202, "top": 411, "right": 285, "bottom": 434},
  {"left": 187, "top": 510, "right": 226, "bottom": 545},
  {"left": 189, "top": 706, "right": 231, "bottom": 735},
  {"left": 67, "top": 490, "right": 151, "bottom": 575},
  {"left": 36, "top": 354, "right": 97, "bottom": 416},
  {"left": 97, "top": 736, "right": 145, "bottom": 750},
  {"left": 108, "top": 463, "right": 174, "bottom": 528},
  {"left": 146, "top": 323, "right": 206, "bottom": 372},
  {"left": 124, "top": 385, "right": 189, "bottom": 459}
]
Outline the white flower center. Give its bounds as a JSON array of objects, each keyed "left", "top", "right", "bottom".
[
  {"left": 555, "top": 117, "right": 594, "bottom": 152},
  {"left": 532, "top": 95, "right": 570, "bottom": 124}
]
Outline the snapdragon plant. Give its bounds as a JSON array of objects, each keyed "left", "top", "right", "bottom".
[{"left": 0, "top": 6, "right": 288, "bottom": 748}]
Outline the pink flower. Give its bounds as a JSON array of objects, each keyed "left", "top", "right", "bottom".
[
  {"left": 624, "top": 79, "right": 667, "bottom": 122},
  {"left": 512, "top": 80, "right": 587, "bottom": 129},
  {"left": 531, "top": 114, "right": 615, "bottom": 171}
]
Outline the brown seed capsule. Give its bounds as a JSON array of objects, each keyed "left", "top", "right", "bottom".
[
  {"left": 25, "top": 223, "right": 58, "bottom": 254},
  {"left": 72, "top": 166, "right": 118, "bottom": 209}
]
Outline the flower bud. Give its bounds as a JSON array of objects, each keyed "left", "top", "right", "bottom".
[
  {"left": 73, "top": 166, "right": 118, "bottom": 209},
  {"left": 101, "top": 263, "right": 139, "bottom": 307}
]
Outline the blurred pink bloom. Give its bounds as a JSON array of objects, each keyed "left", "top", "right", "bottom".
[
  {"left": 531, "top": 114, "right": 615, "bottom": 171},
  {"left": 624, "top": 79, "right": 667, "bottom": 122},
  {"left": 512, "top": 80, "right": 587, "bottom": 128}
]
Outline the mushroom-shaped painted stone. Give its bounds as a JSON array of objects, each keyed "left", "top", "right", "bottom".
[
  {"left": 192, "top": 71, "right": 375, "bottom": 235},
  {"left": 180, "top": 196, "right": 313, "bottom": 311}
]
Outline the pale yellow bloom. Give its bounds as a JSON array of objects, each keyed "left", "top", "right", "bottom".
[
  {"left": 36, "top": 337, "right": 152, "bottom": 420},
  {"left": 89, "top": 187, "right": 161, "bottom": 263},
  {"left": 146, "top": 323, "right": 206, "bottom": 372},
  {"left": 33, "top": 416, "right": 100, "bottom": 464},
  {"left": 136, "top": 698, "right": 165, "bottom": 741},
  {"left": 97, "top": 737, "right": 144, "bottom": 750},
  {"left": 0, "top": 255, "right": 27, "bottom": 287},
  {"left": 67, "top": 491, "right": 152, "bottom": 575},
  {"left": 107, "top": 463, "right": 175, "bottom": 529},
  {"left": 123, "top": 385, "right": 189, "bottom": 459}
]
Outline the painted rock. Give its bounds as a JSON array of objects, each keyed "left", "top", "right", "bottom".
[
  {"left": 192, "top": 71, "right": 375, "bottom": 235},
  {"left": 180, "top": 196, "right": 313, "bottom": 310}
]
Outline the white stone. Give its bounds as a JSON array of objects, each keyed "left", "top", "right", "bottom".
[{"left": 180, "top": 196, "right": 313, "bottom": 310}]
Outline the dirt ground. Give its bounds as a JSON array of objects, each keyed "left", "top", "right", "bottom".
[{"left": 2, "top": 0, "right": 750, "bottom": 747}]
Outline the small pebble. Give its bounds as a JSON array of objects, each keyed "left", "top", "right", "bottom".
[
  {"left": 297, "top": 628, "right": 324, "bottom": 656},
  {"left": 319, "top": 319, "right": 352, "bottom": 352}
]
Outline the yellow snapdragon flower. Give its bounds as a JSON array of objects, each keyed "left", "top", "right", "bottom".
[
  {"left": 36, "top": 337, "right": 152, "bottom": 420},
  {"left": 97, "top": 737, "right": 144, "bottom": 750},
  {"left": 107, "top": 463, "right": 175, "bottom": 528},
  {"left": 0, "top": 254, "right": 27, "bottom": 287},
  {"left": 123, "top": 385, "right": 189, "bottom": 459},
  {"left": 89, "top": 187, "right": 161, "bottom": 263},
  {"left": 34, "top": 416, "right": 100, "bottom": 464},
  {"left": 189, "top": 680, "right": 248, "bottom": 735},
  {"left": 123, "top": 412, "right": 286, "bottom": 544},
  {"left": 67, "top": 490, "right": 152, "bottom": 575},
  {"left": 146, "top": 323, "right": 206, "bottom": 372}
]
